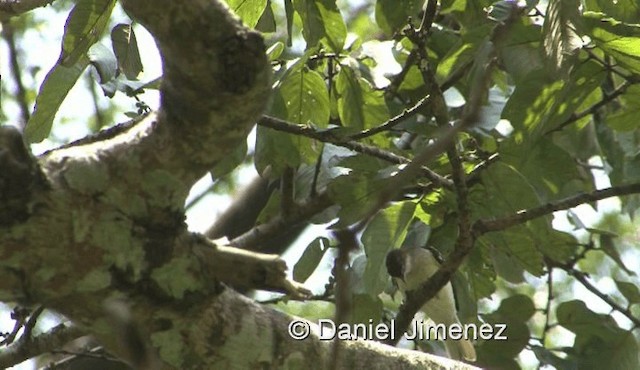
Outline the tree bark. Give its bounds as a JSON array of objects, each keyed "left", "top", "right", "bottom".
[{"left": 0, "top": 0, "right": 477, "bottom": 368}]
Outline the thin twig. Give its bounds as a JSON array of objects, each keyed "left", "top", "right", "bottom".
[
  {"left": 567, "top": 268, "right": 640, "bottom": 328},
  {"left": 545, "top": 81, "right": 632, "bottom": 135},
  {"left": 258, "top": 115, "right": 453, "bottom": 189},
  {"left": 473, "top": 182, "right": 640, "bottom": 235},
  {"left": 348, "top": 95, "right": 430, "bottom": 140}
]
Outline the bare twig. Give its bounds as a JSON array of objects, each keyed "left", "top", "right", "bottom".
[
  {"left": 280, "top": 167, "right": 294, "bottom": 217},
  {"left": 258, "top": 115, "right": 453, "bottom": 189},
  {"left": 473, "top": 182, "right": 640, "bottom": 235},
  {"left": 566, "top": 267, "right": 640, "bottom": 328},
  {"left": 348, "top": 95, "right": 430, "bottom": 140}
]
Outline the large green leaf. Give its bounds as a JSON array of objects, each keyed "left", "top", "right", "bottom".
[
  {"left": 25, "top": 56, "right": 90, "bottom": 143},
  {"left": 480, "top": 295, "right": 534, "bottom": 363},
  {"left": 361, "top": 201, "right": 416, "bottom": 296},
  {"left": 557, "top": 300, "right": 640, "bottom": 370},
  {"left": 501, "top": 139, "right": 589, "bottom": 200},
  {"left": 61, "top": 0, "right": 116, "bottom": 66},
  {"left": 606, "top": 85, "right": 640, "bottom": 131},
  {"left": 88, "top": 43, "right": 117, "bottom": 84},
  {"left": 255, "top": 56, "right": 329, "bottom": 173},
  {"left": 277, "top": 63, "right": 330, "bottom": 126},
  {"left": 502, "top": 60, "right": 605, "bottom": 142},
  {"left": 583, "top": 12, "right": 640, "bottom": 74},
  {"left": 293, "top": 0, "right": 346, "bottom": 52},
  {"left": 227, "top": 0, "right": 268, "bottom": 28},
  {"left": 374, "top": 0, "right": 422, "bottom": 36},
  {"left": 254, "top": 126, "right": 302, "bottom": 174},
  {"left": 327, "top": 172, "right": 384, "bottom": 227},
  {"left": 336, "top": 66, "right": 389, "bottom": 131},
  {"left": 483, "top": 228, "right": 545, "bottom": 277},
  {"left": 111, "top": 23, "right": 143, "bottom": 80},
  {"left": 294, "top": 237, "right": 331, "bottom": 283},
  {"left": 25, "top": 0, "right": 116, "bottom": 142},
  {"left": 435, "top": 25, "right": 492, "bottom": 85},
  {"left": 542, "top": 0, "right": 582, "bottom": 74},
  {"left": 496, "top": 20, "right": 543, "bottom": 83},
  {"left": 584, "top": 0, "right": 640, "bottom": 25}
]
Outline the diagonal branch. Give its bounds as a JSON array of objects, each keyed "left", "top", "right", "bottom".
[
  {"left": 473, "top": 182, "right": 640, "bottom": 235},
  {"left": 348, "top": 95, "right": 430, "bottom": 140},
  {"left": 0, "top": 324, "right": 86, "bottom": 369},
  {"left": 562, "top": 266, "right": 640, "bottom": 328},
  {"left": 258, "top": 115, "right": 453, "bottom": 189}
]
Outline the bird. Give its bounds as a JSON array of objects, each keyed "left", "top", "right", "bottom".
[{"left": 386, "top": 246, "right": 477, "bottom": 362}]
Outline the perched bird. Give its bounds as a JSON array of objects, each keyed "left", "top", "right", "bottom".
[{"left": 386, "top": 246, "right": 477, "bottom": 362}]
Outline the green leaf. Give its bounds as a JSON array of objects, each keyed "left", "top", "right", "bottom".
[
  {"left": 336, "top": 66, "right": 389, "bottom": 131},
  {"left": 293, "top": 237, "right": 331, "bottom": 282},
  {"left": 584, "top": 0, "right": 640, "bottom": 29},
  {"left": 284, "top": 0, "right": 294, "bottom": 46},
  {"left": 494, "top": 294, "right": 536, "bottom": 322},
  {"left": 256, "top": 56, "right": 329, "bottom": 173},
  {"left": 542, "top": 0, "right": 582, "bottom": 74},
  {"left": 266, "top": 42, "right": 285, "bottom": 61},
  {"left": 61, "top": 0, "right": 116, "bottom": 66},
  {"left": 88, "top": 43, "right": 117, "bottom": 84},
  {"left": 607, "top": 85, "right": 640, "bottom": 131},
  {"left": 502, "top": 60, "right": 605, "bottom": 141},
  {"left": 25, "top": 56, "right": 90, "bottom": 143},
  {"left": 583, "top": 12, "right": 640, "bottom": 74},
  {"left": 495, "top": 21, "right": 543, "bottom": 83},
  {"left": 254, "top": 126, "right": 302, "bottom": 174},
  {"left": 361, "top": 202, "right": 416, "bottom": 296},
  {"left": 256, "top": 0, "right": 276, "bottom": 33},
  {"left": 374, "top": 0, "right": 422, "bottom": 36},
  {"left": 227, "top": 0, "right": 268, "bottom": 28},
  {"left": 435, "top": 25, "right": 492, "bottom": 84},
  {"left": 488, "top": 243, "right": 525, "bottom": 283},
  {"left": 293, "top": 0, "right": 346, "bottom": 52},
  {"left": 277, "top": 63, "right": 330, "bottom": 126},
  {"left": 327, "top": 172, "right": 384, "bottom": 227},
  {"left": 481, "top": 295, "right": 532, "bottom": 358},
  {"left": 557, "top": 300, "right": 639, "bottom": 370},
  {"left": 486, "top": 228, "right": 544, "bottom": 276},
  {"left": 501, "top": 139, "right": 588, "bottom": 200},
  {"left": 76, "top": 269, "right": 111, "bottom": 292},
  {"left": 476, "top": 162, "right": 540, "bottom": 215},
  {"left": 111, "top": 23, "right": 143, "bottom": 80},
  {"left": 615, "top": 280, "right": 640, "bottom": 305}
]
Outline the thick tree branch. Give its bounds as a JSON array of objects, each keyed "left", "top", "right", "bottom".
[
  {"left": 0, "top": 324, "right": 86, "bottom": 369},
  {"left": 228, "top": 191, "right": 333, "bottom": 250},
  {"left": 0, "top": 0, "right": 54, "bottom": 21}
]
